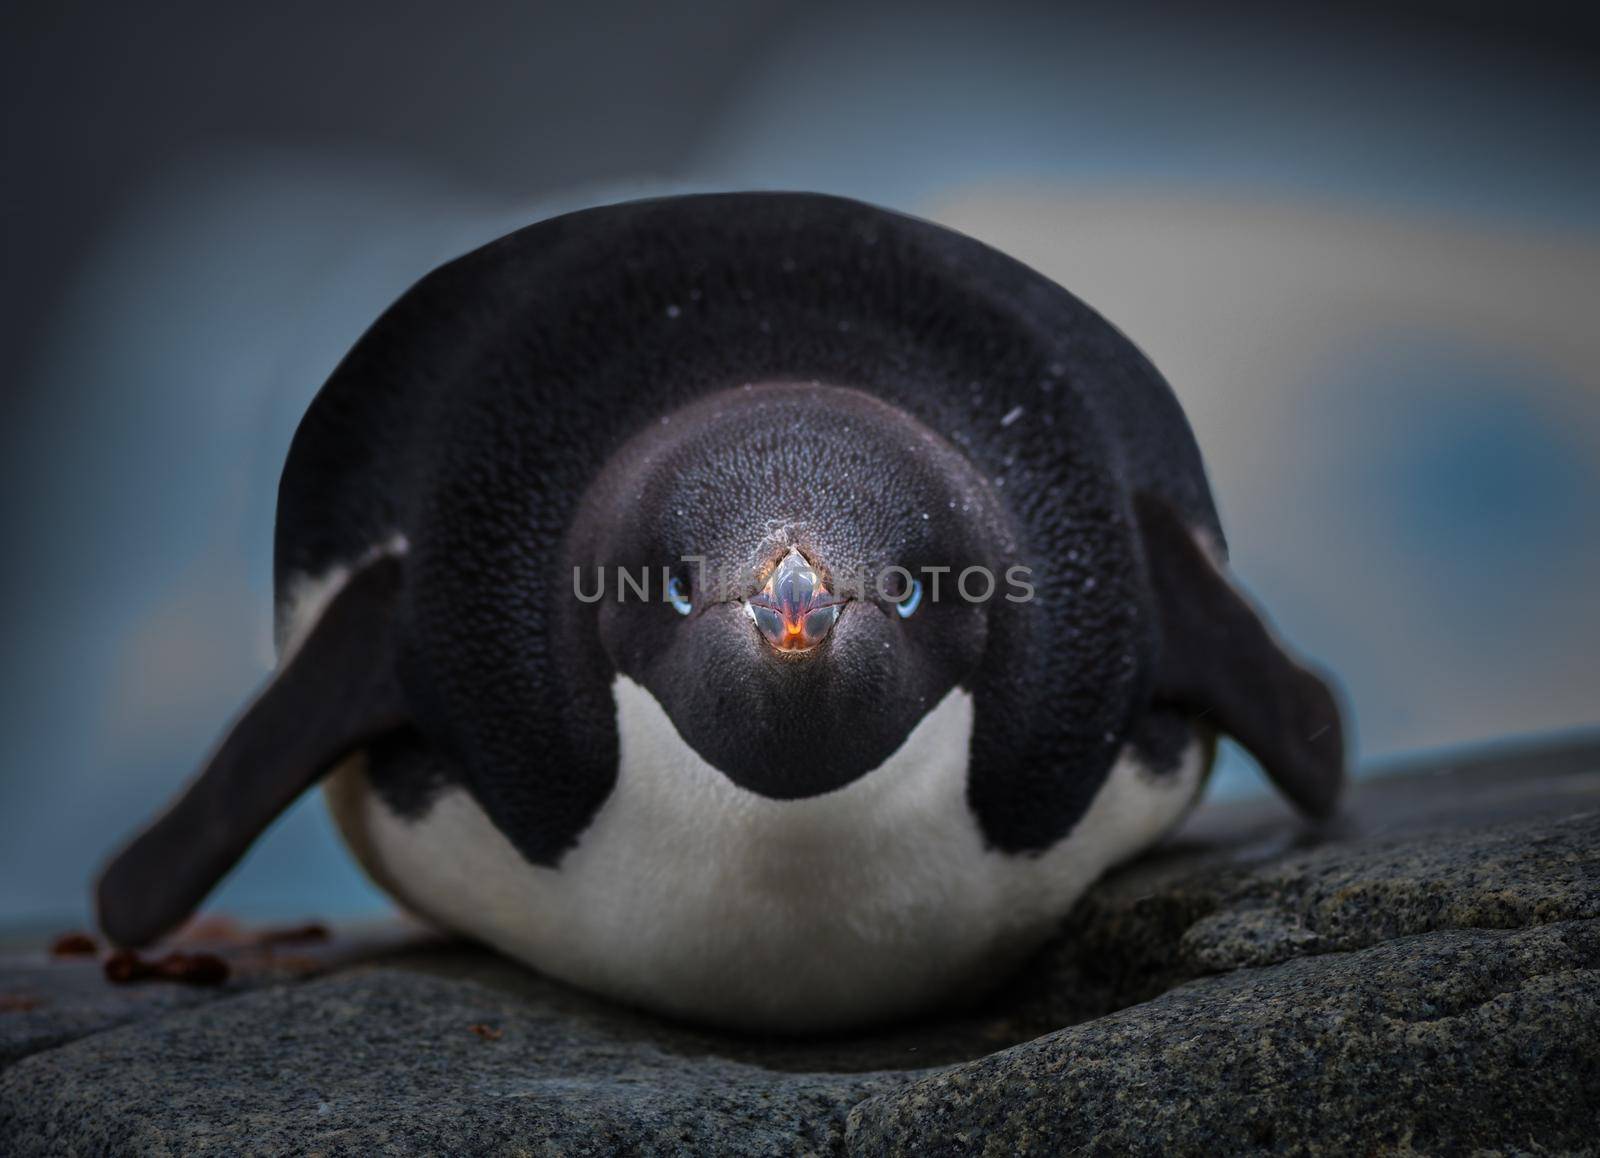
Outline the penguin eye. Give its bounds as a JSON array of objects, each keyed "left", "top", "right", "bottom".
[
  {"left": 895, "top": 576, "right": 923, "bottom": 619},
  {"left": 667, "top": 573, "right": 693, "bottom": 616}
]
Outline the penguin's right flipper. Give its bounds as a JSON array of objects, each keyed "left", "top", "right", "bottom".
[
  {"left": 96, "top": 553, "right": 410, "bottom": 948},
  {"left": 1135, "top": 493, "right": 1346, "bottom": 820}
]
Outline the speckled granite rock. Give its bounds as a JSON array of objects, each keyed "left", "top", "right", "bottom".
[
  {"left": 0, "top": 920, "right": 428, "bottom": 1070},
  {"left": 0, "top": 953, "right": 223, "bottom": 1069},
  {"left": 0, "top": 966, "right": 917, "bottom": 1155},
  {"left": 2, "top": 736, "right": 1598, "bottom": 1154},
  {"left": 850, "top": 916, "right": 1600, "bottom": 1154}
]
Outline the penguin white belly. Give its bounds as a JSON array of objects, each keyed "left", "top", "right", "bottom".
[{"left": 326, "top": 675, "right": 1205, "bottom": 1032}]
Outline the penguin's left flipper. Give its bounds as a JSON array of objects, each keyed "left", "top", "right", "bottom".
[
  {"left": 1136, "top": 493, "right": 1346, "bottom": 819},
  {"left": 96, "top": 553, "right": 410, "bottom": 948}
]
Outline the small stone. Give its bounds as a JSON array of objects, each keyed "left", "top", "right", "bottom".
[
  {"left": 102, "top": 949, "right": 229, "bottom": 987},
  {"left": 48, "top": 933, "right": 98, "bottom": 959},
  {"left": 256, "top": 923, "right": 328, "bottom": 947}
]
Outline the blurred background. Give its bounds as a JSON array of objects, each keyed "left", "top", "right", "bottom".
[{"left": 3, "top": 0, "right": 1597, "bottom": 930}]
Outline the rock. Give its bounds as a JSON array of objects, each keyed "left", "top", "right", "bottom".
[
  {"left": 0, "top": 953, "right": 225, "bottom": 1069},
  {"left": 0, "top": 966, "right": 914, "bottom": 1155},
  {"left": 850, "top": 916, "right": 1600, "bottom": 1155},
  {"left": 0, "top": 920, "right": 428, "bottom": 1070},
  {"left": 3, "top": 735, "right": 1598, "bottom": 1154}
]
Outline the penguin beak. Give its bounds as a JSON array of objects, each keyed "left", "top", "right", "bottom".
[{"left": 745, "top": 548, "right": 843, "bottom": 652}]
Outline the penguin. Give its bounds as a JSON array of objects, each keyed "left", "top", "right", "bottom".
[{"left": 97, "top": 192, "right": 1344, "bottom": 1033}]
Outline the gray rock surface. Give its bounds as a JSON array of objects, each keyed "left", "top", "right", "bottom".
[
  {"left": 0, "top": 920, "right": 426, "bottom": 1071},
  {"left": 3, "top": 735, "right": 1598, "bottom": 1154}
]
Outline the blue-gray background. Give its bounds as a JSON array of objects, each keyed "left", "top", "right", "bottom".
[{"left": 4, "top": 0, "right": 1597, "bottom": 928}]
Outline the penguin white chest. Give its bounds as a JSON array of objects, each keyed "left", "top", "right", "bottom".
[{"left": 331, "top": 676, "right": 1203, "bottom": 1032}]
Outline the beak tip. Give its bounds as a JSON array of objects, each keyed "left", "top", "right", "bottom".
[{"left": 748, "top": 549, "right": 842, "bottom": 651}]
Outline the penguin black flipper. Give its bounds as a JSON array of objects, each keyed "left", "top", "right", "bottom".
[
  {"left": 96, "top": 554, "right": 410, "bottom": 947},
  {"left": 1136, "top": 493, "right": 1346, "bottom": 819}
]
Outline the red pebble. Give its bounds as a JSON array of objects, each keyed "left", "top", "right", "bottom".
[
  {"left": 257, "top": 922, "right": 330, "bottom": 946},
  {"left": 104, "top": 948, "right": 151, "bottom": 983},
  {"left": 153, "top": 951, "right": 231, "bottom": 986},
  {"left": 50, "top": 932, "right": 99, "bottom": 958},
  {"left": 104, "top": 948, "right": 230, "bottom": 986}
]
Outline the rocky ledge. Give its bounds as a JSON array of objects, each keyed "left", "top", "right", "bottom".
[{"left": 3, "top": 736, "right": 1598, "bottom": 1154}]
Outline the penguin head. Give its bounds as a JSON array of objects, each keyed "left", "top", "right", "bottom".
[{"left": 577, "top": 382, "right": 1009, "bottom": 799}]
